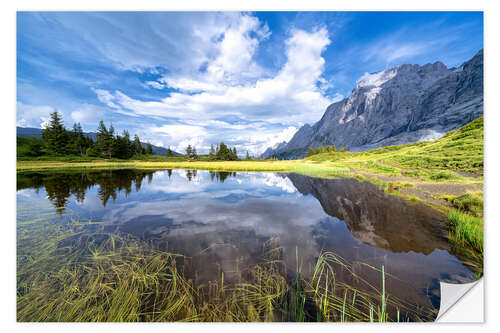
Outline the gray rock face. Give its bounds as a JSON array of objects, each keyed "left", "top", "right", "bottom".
[
  {"left": 267, "top": 50, "right": 483, "bottom": 158},
  {"left": 260, "top": 141, "right": 287, "bottom": 159}
]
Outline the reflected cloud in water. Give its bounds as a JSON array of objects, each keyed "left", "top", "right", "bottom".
[{"left": 17, "top": 169, "right": 476, "bottom": 310}]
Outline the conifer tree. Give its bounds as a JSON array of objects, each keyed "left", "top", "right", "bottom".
[
  {"left": 96, "top": 120, "right": 113, "bottom": 158},
  {"left": 209, "top": 144, "right": 216, "bottom": 160},
  {"left": 186, "top": 144, "right": 193, "bottom": 158},
  {"left": 42, "top": 111, "right": 68, "bottom": 155},
  {"left": 133, "top": 135, "right": 143, "bottom": 155},
  {"left": 146, "top": 142, "right": 153, "bottom": 155},
  {"left": 71, "top": 123, "right": 88, "bottom": 156},
  {"left": 122, "top": 130, "right": 132, "bottom": 158}
]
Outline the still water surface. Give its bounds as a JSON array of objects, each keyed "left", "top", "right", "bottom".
[{"left": 17, "top": 169, "right": 476, "bottom": 315}]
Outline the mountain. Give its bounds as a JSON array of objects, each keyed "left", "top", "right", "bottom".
[
  {"left": 266, "top": 49, "right": 483, "bottom": 159},
  {"left": 261, "top": 141, "right": 287, "bottom": 159},
  {"left": 16, "top": 127, "right": 180, "bottom": 155}
]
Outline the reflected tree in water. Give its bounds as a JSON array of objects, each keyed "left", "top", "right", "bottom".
[
  {"left": 17, "top": 170, "right": 156, "bottom": 215},
  {"left": 18, "top": 169, "right": 240, "bottom": 214},
  {"left": 209, "top": 171, "right": 237, "bottom": 183}
]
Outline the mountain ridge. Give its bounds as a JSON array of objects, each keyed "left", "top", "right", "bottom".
[{"left": 264, "top": 50, "right": 483, "bottom": 159}]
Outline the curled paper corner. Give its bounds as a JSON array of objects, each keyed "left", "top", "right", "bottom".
[{"left": 435, "top": 278, "right": 484, "bottom": 322}]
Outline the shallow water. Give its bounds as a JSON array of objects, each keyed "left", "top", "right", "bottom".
[{"left": 17, "top": 169, "right": 476, "bottom": 317}]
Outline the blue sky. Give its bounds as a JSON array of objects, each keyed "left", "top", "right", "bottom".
[{"left": 17, "top": 11, "right": 483, "bottom": 155}]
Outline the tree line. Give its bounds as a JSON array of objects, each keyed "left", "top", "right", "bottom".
[
  {"left": 18, "top": 111, "right": 255, "bottom": 161},
  {"left": 186, "top": 142, "right": 242, "bottom": 161},
  {"left": 20, "top": 111, "right": 156, "bottom": 159}
]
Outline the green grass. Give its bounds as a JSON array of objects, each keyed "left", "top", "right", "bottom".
[
  {"left": 16, "top": 159, "right": 352, "bottom": 179},
  {"left": 442, "top": 190, "right": 483, "bottom": 256},
  {"left": 303, "top": 116, "right": 483, "bottom": 181},
  {"left": 17, "top": 211, "right": 436, "bottom": 322},
  {"left": 444, "top": 191, "right": 483, "bottom": 217},
  {"left": 447, "top": 210, "right": 483, "bottom": 254}
]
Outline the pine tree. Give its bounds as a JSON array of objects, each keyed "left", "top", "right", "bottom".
[
  {"left": 216, "top": 142, "right": 232, "bottom": 160},
  {"left": 122, "top": 130, "right": 132, "bottom": 158},
  {"left": 146, "top": 142, "right": 153, "bottom": 155},
  {"left": 42, "top": 111, "right": 68, "bottom": 155},
  {"left": 186, "top": 144, "right": 193, "bottom": 158},
  {"left": 209, "top": 144, "right": 216, "bottom": 160},
  {"left": 166, "top": 147, "right": 173, "bottom": 157},
  {"left": 232, "top": 147, "right": 237, "bottom": 160},
  {"left": 133, "top": 135, "right": 143, "bottom": 155},
  {"left": 71, "top": 123, "right": 87, "bottom": 156},
  {"left": 96, "top": 120, "right": 114, "bottom": 158},
  {"left": 192, "top": 147, "right": 197, "bottom": 159},
  {"left": 246, "top": 150, "right": 250, "bottom": 160}
]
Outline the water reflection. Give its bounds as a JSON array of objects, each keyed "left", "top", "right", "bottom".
[
  {"left": 18, "top": 169, "right": 213, "bottom": 214},
  {"left": 287, "top": 174, "right": 449, "bottom": 255},
  {"left": 17, "top": 169, "right": 476, "bottom": 313}
]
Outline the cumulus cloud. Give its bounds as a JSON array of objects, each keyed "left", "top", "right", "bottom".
[
  {"left": 90, "top": 24, "right": 339, "bottom": 154},
  {"left": 103, "top": 27, "right": 334, "bottom": 123},
  {"left": 145, "top": 81, "right": 165, "bottom": 90},
  {"left": 16, "top": 102, "right": 56, "bottom": 128},
  {"left": 70, "top": 104, "right": 105, "bottom": 124}
]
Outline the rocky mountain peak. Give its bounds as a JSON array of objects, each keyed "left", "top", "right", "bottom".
[{"left": 263, "top": 50, "right": 483, "bottom": 159}]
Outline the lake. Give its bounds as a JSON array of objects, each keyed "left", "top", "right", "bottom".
[{"left": 16, "top": 169, "right": 477, "bottom": 321}]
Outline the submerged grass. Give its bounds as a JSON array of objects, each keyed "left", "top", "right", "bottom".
[{"left": 17, "top": 212, "right": 436, "bottom": 322}]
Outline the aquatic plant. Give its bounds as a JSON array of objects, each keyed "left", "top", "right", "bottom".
[{"left": 17, "top": 213, "right": 436, "bottom": 322}]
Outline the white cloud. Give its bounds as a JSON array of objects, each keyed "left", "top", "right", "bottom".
[
  {"left": 92, "top": 26, "right": 337, "bottom": 155},
  {"left": 151, "top": 124, "right": 209, "bottom": 153},
  {"left": 92, "top": 27, "right": 334, "bottom": 123},
  {"left": 70, "top": 104, "right": 104, "bottom": 124},
  {"left": 245, "top": 126, "right": 298, "bottom": 155},
  {"left": 145, "top": 81, "right": 165, "bottom": 90},
  {"left": 93, "top": 88, "right": 120, "bottom": 109},
  {"left": 16, "top": 102, "right": 56, "bottom": 128}
]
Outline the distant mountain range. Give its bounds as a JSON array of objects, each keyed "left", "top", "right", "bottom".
[
  {"left": 263, "top": 49, "right": 483, "bottom": 159},
  {"left": 16, "top": 127, "right": 180, "bottom": 155}
]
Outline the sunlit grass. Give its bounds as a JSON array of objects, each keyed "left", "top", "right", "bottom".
[
  {"left": 447, "top": 210, "right": 483, "bottom": 254},
  {"left": 303, "top": 117, "right": 483, "bottom": 182}
]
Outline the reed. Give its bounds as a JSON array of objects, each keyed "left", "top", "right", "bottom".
[{"left": 17, "top": 214, "right": 437, "bottom": 322}]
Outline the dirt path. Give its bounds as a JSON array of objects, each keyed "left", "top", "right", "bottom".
[{"left": 417, "top": 183, "right": 483, "bottom": 196}]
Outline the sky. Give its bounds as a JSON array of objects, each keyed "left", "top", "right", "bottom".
[{"left": 16, "top": 11, "right": 483, "bottom": 155}]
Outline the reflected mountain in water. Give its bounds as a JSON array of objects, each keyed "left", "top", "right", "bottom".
[{"left": 287, "top": 174, "right": 449, "bottom": 255}]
